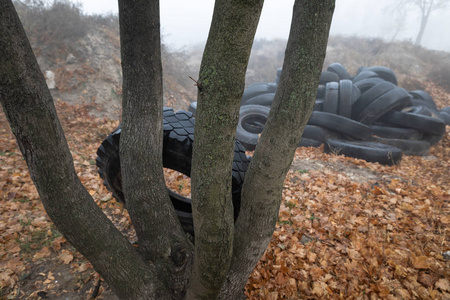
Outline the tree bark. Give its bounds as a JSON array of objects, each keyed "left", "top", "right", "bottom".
[
  {"left": 117, "top": 1, "right": 193, "bottom": 295},
  {"left": 0, "top": 1, "right": 167, "bottom": 299},
  {"left": 189, "top": 0, "right": 264, "bottom": 299},
  {"left": 219, "top": 1, "right": 335, "bottom": 298}
]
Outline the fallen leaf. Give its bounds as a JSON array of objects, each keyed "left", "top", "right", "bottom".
[
  {"left": 435, "top": 279, "right": 450, "bottom": 292},
  {"left": 59, "top": 250, "right": 74, "bottom": 264}
]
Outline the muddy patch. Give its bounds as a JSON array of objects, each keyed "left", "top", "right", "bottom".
[{"left": 291, "top": 158, "right": 386, "bottom": 184}]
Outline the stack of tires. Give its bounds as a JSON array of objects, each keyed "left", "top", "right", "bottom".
[
  {"left": 96, "top": 108, "right": 250, "bottom": 235},
  {"left": 189, "top": 63, "right": 449, "bottom": 165}
]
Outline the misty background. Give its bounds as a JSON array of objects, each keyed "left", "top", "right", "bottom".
[{"left": 78, "top": 0, "right": 450, "bottom": 52}]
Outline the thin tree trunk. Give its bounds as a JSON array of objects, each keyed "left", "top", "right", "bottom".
[
  {"left": 117, "top": 2, "right": 193, "bottom": 294},
  {"left": 189, "top": 0, "right": 264, "bottom": 299},
  {"left": 219, "top": 1, "right": 335, "bottom": 298},
  {"left": 415, "top": 0, "right": 433, "bottom": 45}
]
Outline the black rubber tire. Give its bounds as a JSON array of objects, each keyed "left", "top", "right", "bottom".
[
  {"left": 442, "top": 106, "right": 450, "bottom": 115},
  {"left": 327, "top": 63, "right": 352, "bottom": 80},
  {"left": 242, "top": 83, "right": 277, "bottom": 104},
  {"left": 96, "top": 108, "right": 250, "bottom": 235},
  {"left": 236, "top": 105, "right": 270, "bottom": 150},
  {"left": 370, "top": 136, "right": 430, "bottom": 156},
  {"left": 351, "top": 84, "right": 361, "bottom": 104},
  {"left": 308, "top": 111, "right": 372, "bottom": 141},
  {"left": 352, "top": 71, "right": 380, "bottom": 84},
  {"left": 365, "top": 66, "right": 398, "bottom": 85},
  {"left": 409, "top": 90, "right": 437, "bottom": 110},
  {"left": 370, "top": 124, "right": 423, "bottom": 140},
  {"left": 188, "top": 101, "right": 197, "bottom": 116},
  {"left": 319, "top": 71, "right": 339, "bottom": 84},
  {"left": 323, "top": 82, "right": 339, "bottom": 114},
  {"left": 298, "top": 138, "right": 323, "bottom": 148},
  {"left": 402, "top": 105, "right": 432, "bottom": 117},
  {"left": 437, "top": 111, "right": 450, "bottom": 125},
  {"left": 379, "top": 110, "right": 446, "bottom": 136},
  {"left": 314, "top": 100, "right": 324, "bottom": 111},
  {"left": 316, "top": 85, "right": 326, "bottom": 99},
  {"left": 338, "top": 79, "right": 353, "bottom": 118},
  {"left": 410, "top": 98, "right": 437, "bottom": 110},
  {"left": 356, "top": 66, "right": 366, "bottom": 75},
  {"left": 96, "top": 132, "right": 122, "bottom": 202},
  {"left": 324, "top": 139, "right": 402, "bottom": 165},
  {"left": 276, "top": 68, "right": 282, "bottom": 84},
  {"left": 245, "top": 93, "right": 275, "bottom": 107},
  {"left": 302, "top": 125, "right": 342, "bottom": 142},
  {"left": 356, "top": 87, "right": 411, "bottom": 125},
  {"left": 351, "top": 81, "right": 396, "bottom": 120},
  {"left": 353, "top": 77, "right": 385, "bottom": 93},
  {"left": 424, "top": 130, "right": 446, "bottom": 146}
]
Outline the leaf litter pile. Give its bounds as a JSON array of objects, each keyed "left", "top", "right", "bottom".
[{"left": 1, "top": 84, "right": 449, "bottom": 299}]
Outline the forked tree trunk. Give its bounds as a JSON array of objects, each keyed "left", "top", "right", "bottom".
[{"left": 0, "top": 0, "right": 335, "bottom": 298}]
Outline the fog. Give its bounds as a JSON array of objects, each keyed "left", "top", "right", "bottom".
[{"left": 78, "top": 0, "right": 450, "bottom": 52}]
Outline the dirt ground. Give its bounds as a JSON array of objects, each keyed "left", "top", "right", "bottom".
[{"left": 1, "top": 87, "right": 449, "bottom": 298}]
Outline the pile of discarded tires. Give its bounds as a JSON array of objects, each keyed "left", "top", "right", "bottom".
[
  {"left": 96, "top": 108, "right": 250, "bottom": 235},
  {"left": 190, "top": 63, "right": 449, "bottom": 165}
]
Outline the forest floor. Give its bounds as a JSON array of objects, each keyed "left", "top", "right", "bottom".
[{"left": 0, "top": 82, "right": 449, "bottom": 299}]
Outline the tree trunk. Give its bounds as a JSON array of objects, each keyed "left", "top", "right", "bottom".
[
  {"left": 118, "top": 0, "right": 193, "bottom": 296},
  {"left": 219, "top": 1, "right": 335, "bottom": 298},
  {"left": 189, "top": 0, "right": 264, "bottom": 298},
  {"left": 414, "top": 0, "right": 433, "bottom": 45},
  {"left": 0, "top": 1, "right": 167, "bottom": 299}
]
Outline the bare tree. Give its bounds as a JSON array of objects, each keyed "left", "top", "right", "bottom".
[
  {"left": 397, "top": 0, "right": 449, "bottom": 45},
  {"left": 0, "top": 0, "right": 335, "bottom": 298}
]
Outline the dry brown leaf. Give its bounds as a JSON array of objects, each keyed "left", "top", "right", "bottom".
[
  {"left": 59, "top": 250, "right": 74, "bottom": 265},
  {"left": 435, "top": 279, "right": 450, "bottom": 292},
  {"left": 418, "top": 272, "right": 439, "bottom": 287},
  {"left": 410, "top": 253, "right": 433, "bottom": 270},
  {"left": 33, "top": 246, "right": 51, "bottom": 260}
]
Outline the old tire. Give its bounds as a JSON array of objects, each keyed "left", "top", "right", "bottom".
[
  {"left": 324, "top": 139, "right": 402, "bottom": 165},
  {"left": 338, "top": 79, "right": 353, "bottom": 118},
  {"left": 308, "top": 111, "right": 372, "bottom": 141},
  {"left": 370, "top": 136, "right": 430, "bottom": 156},
  {"left": 242, "top": 83, "right": 277, "bottom": 104},
  {"left": 365, "top": 66, "right": 398, "bottom": 85},
  {"left": 356, "top": 87, "right": 411, "bottom": 125},
  {"left": 245, "top": 93, "right": 275, "bottom": 107},
  {"left": 320, "top": 71, "right": 339, "bottom": 84},
  {"left": 370, "top": 124, "right": 423, "bottom": 140},
  {"left": 323, "top": 82, "right": 339, "bottom": 114},
  {"left": 96, "top": 108, "right": 250, "bottom": 235},
  {"left": 236, "top": 105, "right": 270, "bottom": 150},
  {"left": 302, "top": 125, "right": 342, "bottom": 142},
  {"left": 327, "top": 63, "right": 352, "bottom": 80}
]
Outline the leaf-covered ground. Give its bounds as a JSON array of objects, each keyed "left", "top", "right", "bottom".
[{"left": 0, "top": 83, "right": 449, "bottom": 299}]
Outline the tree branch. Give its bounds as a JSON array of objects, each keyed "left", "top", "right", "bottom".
[{"left": 219, "top": 1, "right": 335, "bottom": 298}]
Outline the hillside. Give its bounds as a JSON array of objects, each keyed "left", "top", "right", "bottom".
[{"left": 13, "top": 1, "right": 450, "bottom": 119}]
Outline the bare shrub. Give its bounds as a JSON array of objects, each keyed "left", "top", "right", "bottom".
[
  {"left": 427, "top": 58, "right": 450, "bottom": 92},
  {"left": 246, "top": 38, "right": 286, "bottom": 85},
  {"left": 14, "top": 0, "right": 88, "bottom": 46}
]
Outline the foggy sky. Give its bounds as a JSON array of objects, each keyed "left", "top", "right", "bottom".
[{"left": 78, "top": 0, "right": 450, "bottom": 52}]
